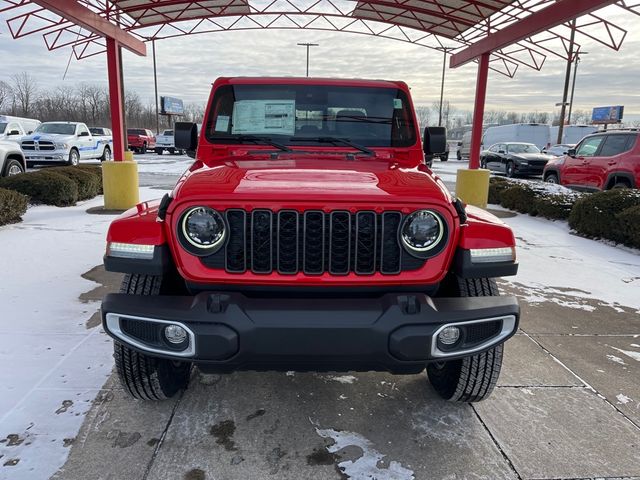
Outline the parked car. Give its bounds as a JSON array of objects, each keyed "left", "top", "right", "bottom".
[
  {"left": 0, "top": 115, "right": 40, "bottom": 143},
  {"left": 101, "top": 76, "right": 520, "bottom": 404},
  {"left": 0, "top": 140, "right": 27, "bottom": 176},
  {"left": 457, "top": 130, "right": 472, "bottom": 160},
  {"left": 155, "top": 129, "right": 183, "bottom": 155},
  {"left": 127, "top": 128, "right": 156, "bottom": 153},
  {"left": 482, "top": 123, "right": 551, "bottom": 151},
  {"left": 543, "top": 144, "right": 575, "bottom": 157},
  {"left": 480, "top": 142, "right": 552, "bottom": 177},
  {"left": 543, "top": 130, "right": 639, "bottom": 190},
  {"left": 21, "top": 121, "right": 113, "bottom": 166}
]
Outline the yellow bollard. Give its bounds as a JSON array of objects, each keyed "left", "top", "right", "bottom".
[
  {"left": 455, "top": 169, "right": 490, "bottom": 209},
  {"left": 102, "top": 158, "right": 140, "bottom": 210}
]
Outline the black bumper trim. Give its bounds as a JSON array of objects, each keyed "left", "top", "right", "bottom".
[
  {"left": 454, "top": 249, "right": 518, "bottom": 279},
  {"left": 103, "top": 245, "right": 171, "bottom": 276},
  {"left": 102, "top": 291, "right": 519, "bottom": 373}
]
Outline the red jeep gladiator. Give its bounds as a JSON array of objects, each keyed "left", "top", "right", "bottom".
[{"left": 102, "top": 77, "right": 519, "bottom": 403}]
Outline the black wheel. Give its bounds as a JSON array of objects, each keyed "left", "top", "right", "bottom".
[
  {"left": 457, "top": 150, "right": 462, "bottom": 161},
  {"left": 506, "top": 162, "right": 515, "bottom": 178},
  {"left": 100, "top": 146, "right": 111, "bottom": 162},
  {"left": 113, "top": 274, "right": 192, "bottom": 401},
  {"left": 440, "top": 154, "right": 448, "bottom": 162},
  {"left": 67, "top": 148, "right": 80, "bottom": 166},
  {"left": 545, "top": 173, "right": 559, "bottom": 184},
  {"left": 427, "top": 277, "right": 504, "bottom": 403},
  {"left": 3, "top": 158, "right": 24, "bottom": 177},
  {"left": 612, "top": 181, "right": 630, "bottom": 189},
  {"left": 155, "top": 148, "right": 163, "bottom": 155},
  {"left": 480, "top": 158, "right": 487, "bottom": 169},
  {"left": 141, "top": 143, "right": 147, "bottom": 154},
  {"left": 169, "top": 148, "right": 176, "bottom": 155}
]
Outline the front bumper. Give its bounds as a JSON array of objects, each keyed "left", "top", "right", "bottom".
[
  {"left": 102, "top": 291, "right": 519, "bottom": 373},
  {"left": 514, "top": 163, "right": 546, "bottom": 175},
  {"left": 24, "top": 150, "right": 68, "bottom": 161}
]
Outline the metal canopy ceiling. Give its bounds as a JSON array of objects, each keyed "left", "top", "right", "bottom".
[{"left": 1, "top": 0, "right": 638, "bottom": 77}]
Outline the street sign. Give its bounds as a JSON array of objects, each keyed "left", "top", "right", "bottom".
[{"left": 592, "top": 106, "right": 624, "bottom": 124}]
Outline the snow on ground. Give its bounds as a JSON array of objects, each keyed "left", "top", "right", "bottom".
[
  {"left": 134, "top": 152, "right": 195, "bottom": 175},
  {"left": 0, "top": 188, "right": 167, "bottom": 480}
]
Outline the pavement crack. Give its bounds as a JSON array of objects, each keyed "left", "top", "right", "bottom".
[
  {"left": 471, "top": 404, "right": 523, "bottom": 480},
  {"left": 141, "top": 390, "right": 184, "bottom": 480}
]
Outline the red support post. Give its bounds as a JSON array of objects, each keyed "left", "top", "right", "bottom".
[
  {"left": 469, "top": 53, "right": 490, "bottom": 170},
  {"left": 106, "top": 38, "right": 125, "bottom": 162}
]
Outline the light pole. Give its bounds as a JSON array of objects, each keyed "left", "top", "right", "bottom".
[
  {"left": 438, "top": 47, "right": 455, "bottom": 127},
  {"left": 568, "top": 51, "right": 588, "bottom": 125},
  {"left": 557, "top": 18, "right": 576, "bottom": 144},
  {"left": 297, "top": 43, "right": 319, "bottom": 77}
]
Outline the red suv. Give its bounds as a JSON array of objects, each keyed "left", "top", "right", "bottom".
[
  {"left": 127, "top": 128, "right": 156, "bottom": 154},
  {"left": 543, "top": 130, "right": 639, "bottom": 190}
]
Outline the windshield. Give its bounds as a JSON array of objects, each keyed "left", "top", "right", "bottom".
[
  {"left": 508, "top": 144, "right": 540, "bottom": 154},
  {"left": 0, "top": 123, "right": 6, "bottom": 134},
  {"left": 205, "top": 84, "right": 417, "bottom": 148},
  {"left": 35, "top": 123, "right": 76, "bottom": 135}
]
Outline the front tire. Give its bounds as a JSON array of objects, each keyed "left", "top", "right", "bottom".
[
  {"left": 141, "top": 143, "right": 147, "bottom": 154},
  {"left": 155, "top": 148, "right": 163, "bottom": 155},
  {"left": 67, "top": 148, "right": 80, "bottom": 166},
  {"left": 457, "top": 150, "right": 462, "bottom": 161},
  {"left": 113, "top": 274, "right": 191, "bottom": 401},
  {"left": 506, "top": 161, "right": 515, "bottom": 178},
  {"left": 3, "top": 158, "right": 24, "bottom": 177},
  {"left": 545, "top": 173, "right": 559, "bottom": 184},
  {"left": 427, "top": 277, "right": 504, "bottom": 402},
  {"left": 100, "top": 146, "right": 111, "bottom": 162}
]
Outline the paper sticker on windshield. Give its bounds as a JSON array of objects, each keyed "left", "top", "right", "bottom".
[
  {"left": 232, "top": 100, "right": 295, "bottom": 136},
  {"left": 394, "top": 98, "right": 403, "bottom": 109},
  {"left": 215, "top": 115, "right": 230, "bottom": 132}
]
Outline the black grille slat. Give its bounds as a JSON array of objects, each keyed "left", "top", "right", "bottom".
[
  {"left": 251, "top": 210, "right": 273, "bottom": 273},
  {"left": 120, "top": 318, "right": 160, "bottom": 344},
  {"left": 464, "top": 321, "right": 502, "bottom": 346},
  {"left": 216, "top": 209, "right": 424, "bottom": 275},
  {"left": 277, "top": 211, "right": 299, "bottom": 274},
  {"left": 330, "top": 211, "right": 351, "bottom": 275},
  {"left": 381, "top": 212, "right": 402, "bottom": 274},
  {"left": 225, "top": 210, "right": 247, "bottom": 273}
]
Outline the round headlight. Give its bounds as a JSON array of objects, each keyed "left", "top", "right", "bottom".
[
  {"left": 401, "top": 210, "right": 445, "bottom": 256},
  {"left": 181, "top": 207, "right": 226, "bottom": 251}
]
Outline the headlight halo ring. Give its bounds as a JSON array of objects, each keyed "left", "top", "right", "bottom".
[
  {"left": 178, "top": 206, "right": 227, "bottom": 255},
  {"left": 400, "top": 209, "right": 448, "bottom": 259}
]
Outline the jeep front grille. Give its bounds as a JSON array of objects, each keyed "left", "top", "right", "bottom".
[{"left": 201, "top": 209, "right": 426, "bottom": 275}]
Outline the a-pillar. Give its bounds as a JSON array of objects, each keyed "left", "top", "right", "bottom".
[
  {"left": 456, "top": 52, "right": 490, "bottom": 208},
  {"left": 102, "top": 37, "right": 139, "bottom": 210}
]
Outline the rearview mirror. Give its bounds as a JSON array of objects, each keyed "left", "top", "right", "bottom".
[
  {"left": 423, "top": 126, "right": 447, "bottom": 156},
  {"left": 567, "top": 148, "right": 576, "bottom": 157},
  {"left": 175, "top": 122, "right": 198, "bottom": 158}
]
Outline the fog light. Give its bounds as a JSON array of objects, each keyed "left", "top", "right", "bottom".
[
  {"left": 438, "top": 326, "right": 461, "bottom": 345},
  {"left": 164, "top": 324, "right": 188, "bottom": 344}
]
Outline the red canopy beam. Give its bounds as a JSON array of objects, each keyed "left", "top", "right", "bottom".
[
  {"left": 450, "top": 0, "right": 617, "bottom": 68},
  {"left": 30, "top": 0, "right": 147, "bottom": 56}
]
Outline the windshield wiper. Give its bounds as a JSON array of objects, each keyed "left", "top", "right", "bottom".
[
  {"left": 215, "top": 134, "right": 292, "bottom": 152},
  {"left": 290, "top": 136, "right": 375, "bottom": 157}
]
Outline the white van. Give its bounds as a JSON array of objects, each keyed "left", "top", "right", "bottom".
[
  {"left": 482, "top": 123, "right": 551, "bottom": 151},
  {"left": 0, "top": 115, "right": 41, "bottom": 143},
  {"left": 549, "top": 125, "right": 598, "bottom": 145}
]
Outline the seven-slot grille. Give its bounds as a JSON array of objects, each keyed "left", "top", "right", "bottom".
[
  {"left": 21, "top": 140, "right": 55, "bottom": 151},
  {"left": 205, "top": 209, "right": 422, "bottom": 275}
]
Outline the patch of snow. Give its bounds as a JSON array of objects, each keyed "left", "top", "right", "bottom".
[
  {"left": 616, "top": 394, "right": 632, "bottom": 405},
  {"left": 630, "top": 344, "right": 640, "bottom": 349},
  {"left": 610, "top": 346, "right": 640, "bottom": 362},
  {"left": 325, "top": 375, "right": 357, "bottom": 384},
  {"left": 285, "top": 371, "right": 295, "bottom": 377},
  {"left": 134, "top": 153, "right": 194, "bottom": 175},
  {"left": 606, "top": 354, "right": 627, "bottom": 366},
  {"left": 521, "top": 388, "right": 535, "bottom": 396},
  {"left": 315, "top": 427, "right": 414, "bottom": 480}
]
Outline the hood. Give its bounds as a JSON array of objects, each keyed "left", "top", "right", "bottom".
[
  {"left": 172, "top": 156, "right": 452, "bottom": 206},
  {"left": 511, "top": 153, "right": 552, "bottom": 161},
  {"left": 22, "top": 133, "right": 76, "bottom": 142}
]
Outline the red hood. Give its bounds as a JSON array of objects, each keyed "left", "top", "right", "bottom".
[{"left": 172, "top": 156, "right": 452, "bottom": 206}]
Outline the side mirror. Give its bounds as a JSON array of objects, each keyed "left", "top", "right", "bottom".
[
  {"left": 567, "top": 148, "right": 577, "bottom": 157},
  {"left": 8, "top": 130, "right": 20, "bottom": 136},
  {"left": 498, "top": 150, "right": 506, "bottom": 154},
  {"left": 175, "top": 122, "right": 198, "bottom": 158},
  {"left": 423, "top": 126, "right": 447, "bottom": 155},
  {"left": 79, "top": 131, "right": 90, "bottom": 137}
]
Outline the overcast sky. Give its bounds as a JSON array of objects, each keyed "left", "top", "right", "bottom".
[{"left": 0, "top": 4, "right": 638, "bottom": 119}]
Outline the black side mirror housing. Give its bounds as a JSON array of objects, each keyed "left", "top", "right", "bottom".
[
  {"left": 8, "top": 130, "right": 20, "bottom": 136},
  {"left": 423, "top": 126, "right": 447, "bottom": 156},
  {"left": 79, "top": 131, "right": 90, "bottom": 137},
  {"left": 175, "top": 122, "right": 198, "bottom": 158},
  {"left": 498, "top": 150, "right": 506, "bottom": 154},
  {"left": 567, "top": 148, "right": 577, "bottom": 157}
]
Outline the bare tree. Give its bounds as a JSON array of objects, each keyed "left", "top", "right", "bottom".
[
  {"left": 11, "top": 72, "right": 38, "bottom": 117},
  {"left": 0, "top": 81, "right": 12, "bottom": 114}
]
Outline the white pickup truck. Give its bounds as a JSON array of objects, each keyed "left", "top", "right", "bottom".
[
  {"left": 154, "top": 129, "right": 184, "bottom": 155},
  {"left": 21, "top": 121, "right": 113, "bottom": 166}
]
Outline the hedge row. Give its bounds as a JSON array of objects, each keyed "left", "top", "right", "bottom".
[
  {"left": 0, "top": 165, "right": 102, "bottom": 208},
  {"left": 0, "top": 188, "right": 28, "bottom": 226},
  {"left": 489, "top": 177, "right": 640, "bottom": 249}
]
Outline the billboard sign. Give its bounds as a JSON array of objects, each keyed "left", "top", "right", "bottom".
[
  {"left": 160, "top": 96, "right": 184, "bottom": 115},
  {"left": 592, "top": 106, "right": 624, "bottom": 125}
]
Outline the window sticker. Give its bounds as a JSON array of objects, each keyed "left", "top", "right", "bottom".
[
  {"left": 232, "top": 100, "right": 296, "bottom": 135},
  {"left": 393, "top": 98, "right": 403, "bottom": 109},
  {"left": 215, "top": 115, "right": 230, "bottom": 132}
]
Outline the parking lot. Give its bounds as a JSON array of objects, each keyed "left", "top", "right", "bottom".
[{"left": 1, "top": 153, "right": 638, "bottom": 480}]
